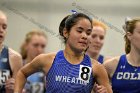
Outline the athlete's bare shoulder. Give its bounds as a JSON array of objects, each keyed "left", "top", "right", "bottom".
[
  {"left": 103, "top": 56, "right": 121, "bottom": 78},
  {"left": 8, "top": 48, "right": 22, "bottom": 78},
  {"left": 37, "top": 52, "right": 57, "bottom": 62},
  {"left": 104, "top": 56, "right": 113, "bottom": 62},
  {"left": 90, "top": 58, "right": 102, "bottom": 67},
  {"left": 104, "top": 56, "right": 120, "bottom": 67},
  {"left": 31, "top": 52, "right": 57, "bottom": 72},
  {"left": 90, "top": 58, "right": 105, "bottom": 77},
  {"left": 9, "top": 48, "right": 22, "bottom": 58},
  {"left": 8, "top": 48, "right": 22, "bottom": 65}
]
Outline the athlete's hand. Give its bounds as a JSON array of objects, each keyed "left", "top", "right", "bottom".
[
  {"left": 5, "top": 78, "right": 15, "bottom": 93},
  {"left": 94, "top": 83, "right": 107, "bottom": 93},
  {"left": 22, "top": 89, "right": 26, "bottom": 93}
]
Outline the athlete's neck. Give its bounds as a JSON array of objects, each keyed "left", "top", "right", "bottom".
[
  {"left": 64, "top": 47, "right": 84, "bottom": 65},
  {"left": 127, "top": 49, "right": 140, "bottom": 66}
]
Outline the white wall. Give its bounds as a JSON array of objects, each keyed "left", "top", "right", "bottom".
[{"left": 0, "top": 0, "right": 139, "bottom": 56}]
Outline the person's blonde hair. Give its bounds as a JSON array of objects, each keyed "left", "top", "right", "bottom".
[
  {"left": 0, "top": 10, "right": 6, "bottom": 16},
  {"left": 92, "top": 19, "right": 108, "bottom": 31},
  {"left": 20, "top": 29, "right": 47, "bottom": 59}
]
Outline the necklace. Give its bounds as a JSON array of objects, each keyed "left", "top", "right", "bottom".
[
  {"left": 126, "top": 54, "right": 140, "bottom": 72},
  {"left": 127, "top": 61, "right": 140, "bottom": 72}
]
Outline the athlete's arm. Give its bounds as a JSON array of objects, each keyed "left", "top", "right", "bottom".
[
  {"left": 9, "top": 48, "right": 23, "bottom": 78},
  {"left": 14, "top": 53, "right": 54, "bottom": 93},
  {"left": 92, "top": 60, "right": 112, "bottom": 93},
  {"left": 103, "top": 57, "right": 120, "bottom": 79},
  {"left": 5, "top": 48, "right": 23, "bottom": 92}
]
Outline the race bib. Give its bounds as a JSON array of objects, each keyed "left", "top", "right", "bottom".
[
  {"left": 78, "top": 65, "right": 92, "bottom": 83},
  {"left": 0, "top": 70, "right": 10, "bottom": 85}
]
